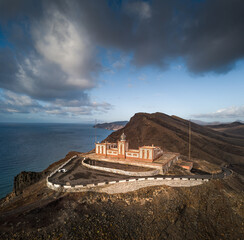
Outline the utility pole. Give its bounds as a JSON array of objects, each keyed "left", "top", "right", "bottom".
[
  {"left": 189, "top": 119, "right": 191, "bottom": 161},
  {"left": 95, "top": 119, "right": 97, "bottom": 144}
]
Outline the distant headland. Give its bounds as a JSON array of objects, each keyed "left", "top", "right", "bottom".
[{"left": 93, "top": 121, "right": 128, "bottom": 130}]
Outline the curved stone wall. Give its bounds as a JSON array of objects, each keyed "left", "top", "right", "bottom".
[
  {"left": 82, "top": 159, "right": 160, "bottom": 176},
  {"left": 47, "top": 175, "right": 209, "bottom": 193}
]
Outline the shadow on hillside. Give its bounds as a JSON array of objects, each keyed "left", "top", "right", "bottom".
[{"left": 191, "top": 168, "right": 210, "bottom": 175}]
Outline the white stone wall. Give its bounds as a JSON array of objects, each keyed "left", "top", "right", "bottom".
[
  {"left": 47, "top": 176, "right": 209, "bottom": 194},
  {"left": 82, "top": 160, "right": 160, "bottom": 176}
]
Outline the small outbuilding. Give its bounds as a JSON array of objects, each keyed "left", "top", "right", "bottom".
[{"left": 179, "top": 161, "right": 193, "bottom": 171}]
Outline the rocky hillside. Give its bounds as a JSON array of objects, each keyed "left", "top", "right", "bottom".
[
  {"left": 105, "top": 113, "right": 244, "bottom": 172},
  {"left": 0, "top": 113, "right": 243, "bottom": 239},
  {"left": 0, "top": 170, "right": 243, "bottom": 239}
]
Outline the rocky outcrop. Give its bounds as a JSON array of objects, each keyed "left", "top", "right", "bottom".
[
  {"left": 14, "top": 171, "right": 44, "bottom": 196},
  {"left": 12, "top": 151, "right": 82, "bottom": 196}
]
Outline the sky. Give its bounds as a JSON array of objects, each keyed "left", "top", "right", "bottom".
[{"left": 0, "top": 0, "right": 244, "bottom": 123}]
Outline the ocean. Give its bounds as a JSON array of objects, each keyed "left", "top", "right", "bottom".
[{"left": 0, "top": 123, "right": 113, "bottom": 199}]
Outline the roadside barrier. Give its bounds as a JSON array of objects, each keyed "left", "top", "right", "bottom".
[{"left": 47, "top": 174, "right": 209, "bottom": 192}]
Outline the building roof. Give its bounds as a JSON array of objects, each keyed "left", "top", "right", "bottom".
[{"left": 140, "top": 145, "right": 158, "bottom": 149}]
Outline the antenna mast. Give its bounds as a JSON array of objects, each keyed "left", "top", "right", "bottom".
[
  {"left": 95, "top": 119, "right": 97, "bottom": 144},
  {"left": 189, "top": 119, "right": 191, "bottom": 160}
]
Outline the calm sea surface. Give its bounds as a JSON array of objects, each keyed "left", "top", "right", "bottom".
[{"left": 0, "top": 123, "right": 113, "bottom": 199}]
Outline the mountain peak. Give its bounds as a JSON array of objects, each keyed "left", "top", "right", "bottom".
[{"left": 105, "top": 112, "right": 244, "bottom": 167}]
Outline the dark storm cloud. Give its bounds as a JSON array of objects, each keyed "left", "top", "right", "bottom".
[
  {"left": 63, "top": 0, "right": 244, "bottom": 73},
  {"left": 1, "top": 0, "right": 244, "bottom": 75},
  {"left": 0, "top": 0, "right": 243, "bottom": 115}
]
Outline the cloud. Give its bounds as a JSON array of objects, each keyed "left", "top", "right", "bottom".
[
  {"left": 0, "top": 0, "right": 244, "bottom": 118},
  {"left": 0, "top": 90, "right": 112, "bottom": 116},
  {"left": 1, "top": 0, "right": 244, "bottom": 76},
  {"left": 32, "top": 5, "right": 97, "bottom": 89},
  {"left": 0, "top": 0, "right": 108, "bottom": 117},
  {"left": 0, "top": 91, "right": 44, "bottom": 114},
  {"left": 193, "top": 106, "right": 244, "bottom": 119},
  {"left": 0, "top": 2, "right": 99, "bottom": 100}
]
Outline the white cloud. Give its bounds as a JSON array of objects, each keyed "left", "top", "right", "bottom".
[
  {"left": 0, "top": 90, "right": 112, "bottom": 116},
  {"left": 0, "top": 3, "right": 114, "bottom": 118},
  {"left": 0, "top": 91, "right": 43, "bottom": 113},
  {"left": 32, "top": 6, "right": 96, "bottom": 90},
  {"left": 193, "top": 106, "right": 244, "bottom": 119}
]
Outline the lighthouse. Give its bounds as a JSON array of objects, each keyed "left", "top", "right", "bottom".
[{"left": 117, "top": 133, "right": 128, "bottom": 158}]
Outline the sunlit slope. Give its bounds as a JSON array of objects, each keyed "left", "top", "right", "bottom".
[{"left": 105, "top": 112, "right": 244, "bottom": 167}]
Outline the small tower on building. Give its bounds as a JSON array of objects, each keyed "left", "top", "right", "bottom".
[{"left": 117, "top": 133, "right": 128, "bottom": 158}]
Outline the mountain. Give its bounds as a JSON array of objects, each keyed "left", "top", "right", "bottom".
[
  {"left": 94, "top": 121, "right": 128, "bottom": 130},
  {"left": 105, "top": 112, "right": 244, "bottom": 173},
  {"left": 207, "top": 121, "right": 244, "bottom": 137},
  {"left": 191, "top": 120, "right": 222, "bottom": 125},
  {"left": 0, "top": 113, "right": 243, "bottom": 239},
  {"left": 207, "top": 121, "right": 244, "bottom": 128}
]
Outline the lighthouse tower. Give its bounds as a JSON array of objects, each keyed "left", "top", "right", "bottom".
[{"left": 117, "top": 133, "right": 128, "bottom": 158}]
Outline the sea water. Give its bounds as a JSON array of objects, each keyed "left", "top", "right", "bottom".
[{"left": 0, "top": 123, "right": 113, "bottom": 199}]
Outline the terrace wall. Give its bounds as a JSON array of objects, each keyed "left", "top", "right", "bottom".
[{"left": 82, "top": 159, "right": 160, "bottom": 176}]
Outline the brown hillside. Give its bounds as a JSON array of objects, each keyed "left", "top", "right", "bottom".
[
  {"left": 105, "top": 112, "right": 244, "bottom": 168},
  {"left": 0, "top": 119, "right": 243, "bottom": 239},
  {"left": 207, "top": 122, "right": 244, "bottom": 137}
]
